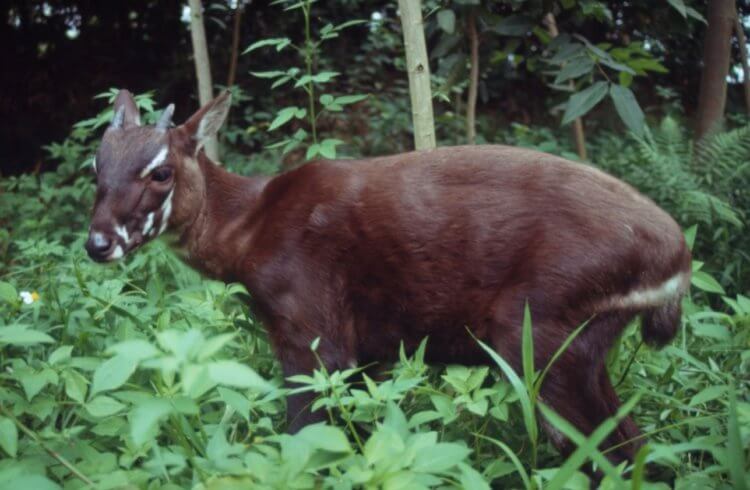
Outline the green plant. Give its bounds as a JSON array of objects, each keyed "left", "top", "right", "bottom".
[{"left": 244, "top": 0, "right": 368, "bottom": 160}]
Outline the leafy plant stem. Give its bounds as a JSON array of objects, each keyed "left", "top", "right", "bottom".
[{"left": 0, "top": 404, "right": 95, "bottom": 487}]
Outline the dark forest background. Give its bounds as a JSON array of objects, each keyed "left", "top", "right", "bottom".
[{"left": 2, "top": 0, "right": 748, "bottom": 176}]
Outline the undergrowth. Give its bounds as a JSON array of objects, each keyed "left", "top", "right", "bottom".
[{"left": 0, "top": 97, "right": 748, "bottom": 489}]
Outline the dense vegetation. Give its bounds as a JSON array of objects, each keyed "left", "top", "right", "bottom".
[{"left": 1, "top": 0, "right": 749, "bottom": 489}]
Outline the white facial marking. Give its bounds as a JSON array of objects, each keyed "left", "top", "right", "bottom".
[
  {"left": 606, "top": 272, "right": 688, "bottom": 309},
  {"left": 142, "top": 212, "right": 155, "bottom": 236},
  {"left": 158, "top": 189, "right": 174, "bottom": 235},
  {"left": 91, "top": 232, "right": 107, "bottom": 249},
  {"left": 109, "top": 245, "right": 124, "bottom": 260},
  {"left": 114, "top": 224, "right": 130, "bottom": 245},
  {"left": 140, "top": 147, "right": 169, "bottom": 178},
  {"left": 92, "top": 156, "right": 97, "bottom": 173}
]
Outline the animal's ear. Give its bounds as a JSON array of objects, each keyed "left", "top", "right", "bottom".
[
  {"left": 180, "top": 91, "right": 232, "bottom": 152},
  {"left": 109, "top": 89, "right": 141, "bottom": 130}
]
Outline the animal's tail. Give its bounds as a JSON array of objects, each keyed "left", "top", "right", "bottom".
[{"left": 641, "top": 298, "right": 682, "bottom": 348}]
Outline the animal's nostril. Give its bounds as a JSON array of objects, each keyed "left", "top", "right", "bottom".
[
  {"left": 85, "top": 232, "right": 114, "bottom": 260},
  {"left": 92, "top": 233, "right": 111, "bottom": 251}
]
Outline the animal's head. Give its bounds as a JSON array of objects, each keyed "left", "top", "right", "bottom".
[{"left": 85, "top": 89, "right": 231, "bottom": 262}]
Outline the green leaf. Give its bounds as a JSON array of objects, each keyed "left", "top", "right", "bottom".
[
  {"left": 689, "top": 385, "right": 727, "bottom": 406},
  {"left": 562, "top": 81, "right": 608, "bottom": 125},
  {"left": 62, "top": 370, "right": 88, "bottom": 403},
  {"left": 727, "top": 386, "right": 748, "bottom": 490},
  {"left": 250, "top": 70, "right": 287, "bottom": 79},
  {"left": 0, "top": 417, "right": 18, "bottom": 457},
  {"left": 0, "top": 325, "right": 54, "bottom": 346},
  {"left": 490, "top": 15, "right": 533, "bottom": 36},
  {"left": 208, "top": 361, "right": 273, "bottom": 391},
  {"left": 297, "top": 424, "right": 351, "bottom": 452},
  {"left": 86, "top": 395, "right": 127, "bottom": 417},
  {"left": 242, "top": 37, "right": 291, "bottom": 54},
  {"left": 684, "top": 225, "right": 697, "bottom": 250},
  {"left": 691, "top": 270, "right": 725, "bottom": 294},
  {"left": 554, "top": 56, "right": 594, "bottom": 84},
  {"left": 335, "top": 94, "right": 368, "bottom": 105},
  {"left": 437, "top": 9, "right": 456, "bottom": 34},
  {"left": 130, "top": 398, "right": 173, "bottom": 446},
  {"left": 268, "top": 107, "right": 302, "bottom": 131},
  {"left": 0, "top": 281, "right": 17, "bottom": 302},
  {"left": 319, "top": 139, "right": 343, "bottom": 159},
  {"left": 91, "top": 354, "right": 138, "bottom": 396},
  {"left": 107, "top": 339, "right": 160, "bottom": 362},
  {"left": 666, "top": 0, "right": 687, "bottom": 18},
  {"left": 412, "top": 443, "right": 470, "bottom": 472},
  {"left": 48, "top": 345, "right": 73, "bottom": 365},
  {"left": 609, "top": 85, "right": 645, "bottom": 137}
]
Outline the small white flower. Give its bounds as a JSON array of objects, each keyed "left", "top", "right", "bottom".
[{"left": 19, "top": 291, "right": 39, "bottom": 304}]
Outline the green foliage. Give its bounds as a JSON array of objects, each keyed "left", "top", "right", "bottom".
[{"left": 245, "top": 0, "right": 368, "bottom": 160}]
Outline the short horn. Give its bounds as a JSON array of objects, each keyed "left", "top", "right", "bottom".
[
  {"left": 110, "top": 106, "right": 125, "bottom": 129},
  {"left": 156, "top": 104, "right": 175, "bottom": 131}
]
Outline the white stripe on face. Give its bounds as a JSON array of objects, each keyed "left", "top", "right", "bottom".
[
  {"left": 92, "top": 156, "right": 97, "bottom": 173},
  {"left": 140, "top": 147, "right": 169, "bottom": 178},
  {"left": 114, "top": 224, "right": 130, "bottom": 245},
  {"left": 158, "top": 189, "right": 174, "bottom": 235},
  {"left": 142, "top": 212, "right": 155, "bottom": 236},
  {"left": 109, "top": 245, "right": 124, "bottom": 260}
]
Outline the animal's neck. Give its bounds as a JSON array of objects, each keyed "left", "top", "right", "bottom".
[{"left": 172, "top": 153, "right": 270, "bottom": 281}]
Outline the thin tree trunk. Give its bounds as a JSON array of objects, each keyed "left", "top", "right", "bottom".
[
  {"left": 188, "top": 0, "right": 218, "bottom": 160},
  {"left": 736, "top": 12, "right": 750, "bottom": 114},
  {"left": 398, "top": 0, "right": 436, "bottom": 150},
  {"left": 227, "top": 1, "right": 245, "bottom": 88},
  {"left": 696, "top": 0, "right": 736, "bottom": 141},
  {"left": 466, "top": 10, "right": 479, "bottom": 144},
  {"left": 543, "top": 13, "right": 587, "bottom": 160}
]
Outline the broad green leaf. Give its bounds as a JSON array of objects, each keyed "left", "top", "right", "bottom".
[
  {"left": 86, "top": 395, "right": 127, "bottom": 417},
  {"left": 62, "top": 370, "right": 88, "bottom": 403},
  {"left": 208, "top": 360, "right": 273, "bottom": 391},
  {"left": 48, "top": 345, "right": 73, "bottom": 365},
  {"left": 17, "top": 368, "right": 58, "bottom": 401},
  {"left": 91, "top": 354, "right": 138, "bottom": 396},
  {"left": 727, "top": 386, "right": 748, "bottom": 490},
  {"left": 130, "top": 398, "right": 173, "bottom": 446},
  {"left": 610, "top": 84, "right": 645, "bottom": 137},
  {"left": 437, "top": 9, "right": 456, "bottom": 34},
  {"left": 689, "top": 385, "right": 727, "bottom": 406},
  {"left": 412, "top": 442, "right": 470, "bottom": 472},
  {"left": 691, "top": 270, "right": 725, "bottom": 294},
  {"left": 0, "top": 417, "right": 18, "bottom": 457},
  {"left": 562, "top": 81, "right": 608, "bottom": 124},
  {"left": 249, "top": 70, "right": 286, "bottom": 79},
  {"left": 0, "top": 325, "right": 54, "bottom": 345},
  {"left": 107, "top": 339, "right": 160, "bottom": 362},
  {"left": 335, "top": 94, "right": 368, "bottom": 105},
  {"left": 297, "top": 424, "right": 351, "bottom": 452},
  {"left": 269, "top": 107, "right": 302, "bottom": 131},
  {"left": 0, "top": 281, "right": 17, "bottom": 302},
  {"left": 666, "top": 0, "right": 687, "bottom": 18},
  {"left": 2, "top": 475, "right": 60, "bottom": 490},
  {"left": 554, "top": 56, "right": 594, "bottom": 84}
]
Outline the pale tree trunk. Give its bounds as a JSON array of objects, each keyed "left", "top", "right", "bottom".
[
  {"left": 544, "top": 12, "right": 587, "bottom": 160},
  {"left": 227, "top": 1, "right": 245, "bottom": 88},
  {"left": 188, "top": 0, "right": 218, "bottom": 160},
  {"left": 466, "top": 10, "right": 479, "bottom": 144},
  {"left": 398, "top": 0, "right": 436, "bottom": 150},
  {"left": 735, "top": 13, "right": 750, "bottom": 114},
  {"left": 696, "top": 0, "right": 736, "bottom": 141}
]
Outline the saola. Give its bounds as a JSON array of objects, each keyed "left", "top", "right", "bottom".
[{"left": 86, "top": 89, "right": 691, "bottom": 464}]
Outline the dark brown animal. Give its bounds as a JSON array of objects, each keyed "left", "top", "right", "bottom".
[{"left": 86, "top": 90, "right": 691, "bottom": 465}]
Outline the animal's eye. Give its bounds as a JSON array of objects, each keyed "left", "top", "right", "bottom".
[{"left": 151, "top": 167, "right": 173, "bottom": 183}]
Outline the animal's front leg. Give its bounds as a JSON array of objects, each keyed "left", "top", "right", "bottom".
[{"left": 273, "top": 332, "right": 353, "bottom": 433}]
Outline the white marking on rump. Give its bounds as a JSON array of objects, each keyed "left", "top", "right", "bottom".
[
  {"left": 109, "top": 245, "right": 124, "bottom": 260},
  {"left": 158, "top": 189, "right": 174, "bottom": 235},
  {"left": 605, "top": 272, "right": 688, "bottom": 309},
  {"left": 142, "top": 212, "right": 155, "bottom": 236},
  {"left": 114, "top": 225, "right": 130, "bottom": 245},
  {"left": 140, "top": 147, "right": 169, "bottom": 178}
]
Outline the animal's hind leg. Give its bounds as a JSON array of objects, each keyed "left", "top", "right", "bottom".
[{"left": 596, "top": 365, "right": 643, "bottom": 462}]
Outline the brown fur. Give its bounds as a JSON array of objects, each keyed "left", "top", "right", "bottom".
[{"left": 88, "top": 92, "right": 692, "bottom": 465}]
